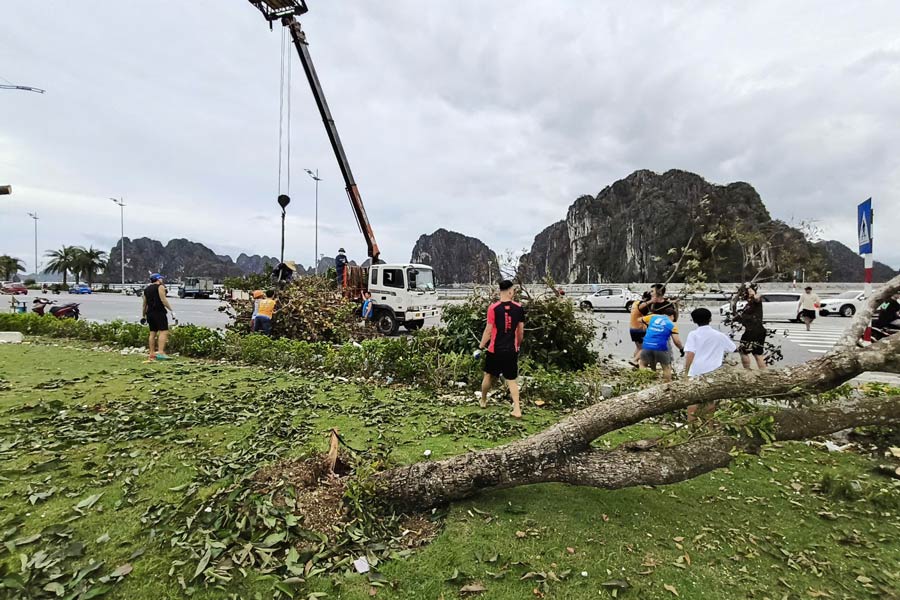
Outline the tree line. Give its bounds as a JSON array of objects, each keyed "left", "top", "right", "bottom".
[{"left": 0, "top": 246, "right": 107, "bottom": 286}]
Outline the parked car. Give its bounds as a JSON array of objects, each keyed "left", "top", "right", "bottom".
[
  {"left": 68, "top": 284, "right": 93, "bottom": 295},
  {"left": 0, "top": 281, "right": 28, "bottom": 295},
  {"left": 578, "top": 287, "right": 640, "bottom": 311},
  {"left": 686, "top": 288, "right": 732, "bottom": 302},
  {"left": 818, "top": 290, "right": 865, "bottom": 317},
  {"left": 719, "top": 292, "right": 803, "bottom": 322}
]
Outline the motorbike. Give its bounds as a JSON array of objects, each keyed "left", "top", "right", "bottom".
[
  {"left": 32, "top": 297, "right": 80, "bottom": 319},
  {"left": 871, "top": 320, "right": 899, "bottom": 342}
]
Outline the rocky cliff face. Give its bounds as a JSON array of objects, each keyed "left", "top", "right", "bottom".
[
  {"left": 235, "top": 253, "right": 279, "bottom": 274},
  {"left": 411, "top": 229, "right": 500, "bottom": 284},
  {"left": 518, "top": 169, "right": 827, "bottom": 283},
  {"left": 105, "top": 238, "right": 281, "bottom": 283},
  {"left": 816, "top": 240, "right": 898, "bottom": 283}
]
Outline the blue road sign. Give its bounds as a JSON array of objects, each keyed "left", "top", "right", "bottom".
[{"left": 858, "top": 198, "right": 873, "bottom": 254}]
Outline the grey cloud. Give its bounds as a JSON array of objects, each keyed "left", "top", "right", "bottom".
[{"left": 1, "top": 0, "right": 898, "bottom": 273}]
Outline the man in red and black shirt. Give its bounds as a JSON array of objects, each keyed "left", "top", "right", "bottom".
[{"left": 477, "top": 280, "right": 526, "bottom": 418}]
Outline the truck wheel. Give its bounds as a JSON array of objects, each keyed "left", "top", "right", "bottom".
[
  {"left": 405, "top": 319, "right": 424, "bottom": 331},
  {"left": 178, "top": 289, "right": 185, "bottom": 298},
  {"left": 579, "top": 301, "right": 593, "bottom": 311},
  {"left": 840, "top": 304, "right": 855, "bottom": 317},
  {"left": 625, "top": 300, "right": 635, "bottom": 311},
  {"left": 376, "top": 312, "right": 399, "bottom": 336}
]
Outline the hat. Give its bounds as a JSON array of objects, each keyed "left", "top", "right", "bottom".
[
  {"left": 252, "top": 290, "right": 265, "bottom": 299},
  {"left": 149, "top": 273, "right": 164, "bottom": 282},
  {"left": 338, "top": 248, "right": 346, "bottom": 253}
]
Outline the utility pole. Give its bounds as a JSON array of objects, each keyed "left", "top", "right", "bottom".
[
  {"left": 110, "top": 198, "right": 126, "bottom": 289},
  {"left": 27, "top": 212, "right": 38, "bottom": 279},
  {"left": 304, "top": 169, "right": 321, "bottom": 273},
  {"left": 586, "top": 265, "right": 591, "bottom": 285}
]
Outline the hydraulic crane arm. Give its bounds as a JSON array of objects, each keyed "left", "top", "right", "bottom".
[{"left": 249, "top": 0, "right": 381, "bottom": 263}]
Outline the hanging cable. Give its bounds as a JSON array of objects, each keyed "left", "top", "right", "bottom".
[
  {"left": 277, "top": 27, "right": 286, "bottom": 195},
  {"left": 285, "top": 27, "right": 292, "bottom": 195}
]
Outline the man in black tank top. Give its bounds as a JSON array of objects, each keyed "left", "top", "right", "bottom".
[{"left": 142, "top": 273, "right": 175, "bottom": 361}]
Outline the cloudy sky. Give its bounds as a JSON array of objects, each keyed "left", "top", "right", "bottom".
[{"left": 2, "top": 0, "right": 898, "bottom": 274}]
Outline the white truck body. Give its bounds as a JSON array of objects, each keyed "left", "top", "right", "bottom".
[{"left": 366, "top": 263, "right": 438, "bottom": 334}]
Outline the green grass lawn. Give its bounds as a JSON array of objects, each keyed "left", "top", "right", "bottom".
[{"left": 1, "top": 341, "right": 898, "bottom": 600}]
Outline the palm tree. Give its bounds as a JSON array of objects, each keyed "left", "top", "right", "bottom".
[
  {"left": 0, "top": 255, "right": 26, "bottom": 280},
  {"left": 44, "top": 245, "right": 79, "bottom": 287},
  {"left": 73, "top": 246, "right": 108, "bottom": 286}
]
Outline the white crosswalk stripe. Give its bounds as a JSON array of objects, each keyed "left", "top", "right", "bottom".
[{"left": 769, "top": 320, "right": 849, "bottom": 354}]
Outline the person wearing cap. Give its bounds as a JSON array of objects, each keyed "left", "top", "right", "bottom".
[
  {"left": 250, "top": 290, "right": 264, "bottom": 331},
  {"left": 142, "top": 273, "right": 176, "bottom": 361},
  {"left": 252, "top": 290, "right": 276, "bottom": 336},
  {"left": 335, "top": 248, "right": 348, "bottom": 288},
  {"left": 797, "top": 286, "right": 821, "bottom": 332},
  {"left": 683, "top": 307, "right": 736, "bottom": 421}
]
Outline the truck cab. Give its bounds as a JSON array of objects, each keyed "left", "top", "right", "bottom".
[{"left": 366, "top": 263, "right": 438, "bottom": 334}]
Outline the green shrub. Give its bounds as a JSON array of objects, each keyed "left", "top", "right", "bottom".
[
  {"left": 169, "top": 324, "right": 227, "bottom": 358},
  {"left": 441, "top": 290, "right": 597, "bottom": 371},
  {"left": 519, "top": 360, "right": 585, "bottom": 407},
  {"left": 0, "top": 313, "right": 607, "bottom": 398}
]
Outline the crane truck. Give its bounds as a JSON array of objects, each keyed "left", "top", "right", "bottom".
[{"left": 248, "top": 0, "right": 437, "bottom": 335}]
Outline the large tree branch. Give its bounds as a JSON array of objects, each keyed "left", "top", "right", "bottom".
[
  {"left": 373, "top": 335, "right": 900, "bottom": 508},
  {"left": 834, "top": 272, "right": 900, "bottom": 350},
  {"left": 548, "top": 395, "right": 899, "bottom": 490},
  {"left": 376, "top": 397, "right": 900, "bottom": 507}
]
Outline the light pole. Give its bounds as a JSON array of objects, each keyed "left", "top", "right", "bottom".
[
  {"left": 27, "top": 212, "right": 38, "bottom": 279},
  {"left": 277, "top": 194, "right": 291, "bottom": 264},
  {"left": 110, "top": 198, "right": 126, "bottom": 288},
  {"left": 586, "top": 265, "right": 591, "bottom": 285},
  {"left": 304, "top": 169, "right": 321, "bottom": 273}
]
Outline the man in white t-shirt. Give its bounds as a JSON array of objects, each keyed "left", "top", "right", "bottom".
[{"left": 683, "top": 307, "right": 736, "bottom": 422}]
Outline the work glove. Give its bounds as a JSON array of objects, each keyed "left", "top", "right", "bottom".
[{"left": 679, "top": 348, "right": 685, "bottom": 358}]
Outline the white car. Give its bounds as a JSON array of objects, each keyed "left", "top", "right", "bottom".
[
  {"left": 818, "top": 291, "right": 865, "bottom": 317},
  {"left": 579, "top": 287, "right": 640, "bottom": 311},
  {"left": 719, "top": 292, "right": 803, "bottom": 322}
]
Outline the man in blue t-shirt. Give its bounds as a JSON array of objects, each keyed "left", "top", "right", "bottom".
[
  {"left": 639, "top": 306, "right": 684, "bottom": 382},
  {"left": 361, "top": 291, "right": 374, "bottom": 320}
]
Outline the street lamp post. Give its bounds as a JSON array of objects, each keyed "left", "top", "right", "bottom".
[
  {"left": 277, "top": 194, "right": 291, "bottom": 264},
  {"left": 586, "top": 265, "right": 591, "bottom": 285},
  {"left": 110, "top": 198, "right": 126, "bottom": 289},
  {"left": 304, "top": 169, "right": 321, "bottom": 274},
  {"left": 27, "top": 212, "right": 38, "bottom": 279}
]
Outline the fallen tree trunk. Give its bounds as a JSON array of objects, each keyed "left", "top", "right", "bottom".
[{"left": 372, "top": 276, "right": 900, "bottom": 509}]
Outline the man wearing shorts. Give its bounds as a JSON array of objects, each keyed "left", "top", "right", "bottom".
[
  {"left": 738, "top": 284, "right": 766, "bottom": 370},
  {"left": 477, "top": 280, "right": 526, "bottom": 418},
  {"left": 142, "top": 273, "right": 176, "bottom": 362},
  {"left": 639, "top": 306, "right": 684, "bottom": 382},
  {"left": 797, "top": 286, "right": 820, "bottom": 331},
  {"left": 684, "top": 307, "right": 736, "bottom": 421}
]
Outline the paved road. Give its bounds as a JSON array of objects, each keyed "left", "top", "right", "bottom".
[
  {"left": 585, "top": 307, "right": 853, "bottom": 367},
  {"left": 12, "top": 293, "right": 856, "bottom": 368},
  {"left": 17, "top": 292, "right": 231, "bottom": 329}
]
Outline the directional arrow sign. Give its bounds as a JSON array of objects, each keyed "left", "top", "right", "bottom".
[{"left": 857, "top": 198, "right": 873, "bottom": 254}]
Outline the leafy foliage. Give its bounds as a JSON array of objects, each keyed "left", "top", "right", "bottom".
[
  {"left": 0, "top": 255, "right": 26, "bottom": 280},
  {"left": 441, "top": 289, "right": 597, "bottom": 371},
  {"left": 223, "top": 275, "right": 363, "bottom": 343}
]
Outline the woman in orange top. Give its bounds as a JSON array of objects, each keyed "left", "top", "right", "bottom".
[{"left": 628, "top": 291, "right": 652, "bottom": 365}]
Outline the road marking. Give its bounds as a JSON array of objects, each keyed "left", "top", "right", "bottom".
[{"left": 775, "top": 322, "right": 848, "bottom": 354}]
